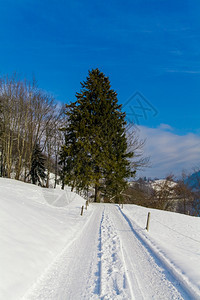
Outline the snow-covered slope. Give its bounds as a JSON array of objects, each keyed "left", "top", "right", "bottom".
[
  {"left": 0, "top": 178, "right": 88, "bottom": 300},
  {"left": 1, "top": 178, "right": 200, "bottom": 299},
  {"left": 123, "top": 205, "right": 200, "bottom": 298}
]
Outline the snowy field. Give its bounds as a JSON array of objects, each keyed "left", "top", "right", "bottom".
[{"left": 0, "top": 178, "right": 200, "bottom": 299}]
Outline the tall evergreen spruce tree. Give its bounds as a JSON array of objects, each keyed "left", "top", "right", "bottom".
[
  {"left": 61, "top": 68, "right": 134, "bottom": 202},
  {"left": 30, "top": 143, "right": 46, "bottom": 186}
]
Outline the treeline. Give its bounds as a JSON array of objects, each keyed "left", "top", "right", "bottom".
[
  {"left": 0, "top": 70, "right": 147, "bottom": 203},
  {"left": 124, "top": 174, "right": 200, "bottom": 216},
  {"left": 0, "top": 74, "right": 65, "bottom": 187}
]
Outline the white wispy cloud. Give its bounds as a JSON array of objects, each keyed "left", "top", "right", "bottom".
[
  {"left": 158, "top": 123, "right": 174, "bottom": 131},
  {"left": 165, "top": 69, "right": 200, "bottom": 74},
  {"left": 137, "top": 125, "right": 200, "bottom": 178}
]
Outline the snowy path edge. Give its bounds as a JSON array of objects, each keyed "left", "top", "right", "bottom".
[
  {"left": 117, "top": 205, "right": 200, "bottom": 300},
  {"left": 21, "top": 205, "right": 96, "bottom": 299}
]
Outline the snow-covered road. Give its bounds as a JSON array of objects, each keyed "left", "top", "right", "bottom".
[{"left": 23, "top": 204, "right": 192, "bottom": 300}]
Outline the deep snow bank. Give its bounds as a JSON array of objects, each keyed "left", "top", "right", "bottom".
[{"left": 0, "top": 178, "right": 88, "bottom": 300}]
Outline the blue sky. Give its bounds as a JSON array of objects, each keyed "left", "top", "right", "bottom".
[{"left": 0, "top": 0, "right": 200, "bottom": 178}]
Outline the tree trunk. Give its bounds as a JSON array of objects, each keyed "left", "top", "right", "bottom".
[
  {"left": 61, "top": 180, "right": 65, "bottom": 190},
  {"left": 94, "top": 183, "right": 100, "bottom": 202},
  {"left": 46, "top": 169, "right": 49, "bottom": 188},
  {"left": 54, "top": 154, "right": 58, "bottom": 189}
]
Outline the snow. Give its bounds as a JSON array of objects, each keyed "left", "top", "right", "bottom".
[
  {"left": 123, "top": 205, "right": 200, "bottom": 298},
  {"left": 151, "top": 179, "right": 177, "bottom": 190},
  {"left": 0, "top": 178, "right": 200, "bottom": 299},
  {"left": 0, "top": 178, "right": 89, "bottom": 300}
]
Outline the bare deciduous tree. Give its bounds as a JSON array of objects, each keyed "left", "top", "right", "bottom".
[
  {"left": 0, "top": 74, "right": 64, "bottom": 186},
  {"left": 126, "top": 124, "right": 150, "bottom": 171}
]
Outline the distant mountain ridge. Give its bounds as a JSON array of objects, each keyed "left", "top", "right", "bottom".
[{"left": 185, "top": 171, "right": 200, "bottom": 190}]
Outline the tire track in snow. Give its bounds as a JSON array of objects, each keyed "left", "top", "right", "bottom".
[
  {"left": 97, "top": 207, "right": 104, "bottom": 296},
  {"left": 98, "top": 206, "right": 132, "bottom": 299},
  {"left": 118, "top": 234, "right": 144, "bottom": 300},
  {"left": 117, "top": 205, "right": 200, "bottom": 299},
  {"left": 110, "top": 205, "right": 191, "bottom": 300}
]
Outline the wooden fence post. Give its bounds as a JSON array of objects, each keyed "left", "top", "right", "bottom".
[
  {"left": 146, "top": 212, "right": 151, "bottom": 231},
  {"left": 85, "top": 200, "right": 88, "bottom": 210},
  {"left": 80, "top": 205, "right": 84, "bottom": 216}
]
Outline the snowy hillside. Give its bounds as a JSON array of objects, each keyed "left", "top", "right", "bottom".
[
  {"left": 1, "top": 178, "right": 200, "bottom": 299},
  {"left": 151, "top": 179, "right": 177, "bottom": 190},
  {"left": 0, "top": 178, "right": 88, "bottom": 300}
]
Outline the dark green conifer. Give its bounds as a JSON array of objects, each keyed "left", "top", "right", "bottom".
[
  {"left": 30, "top": 143, "right": 46, "bottom": 186},
  {"left": 61, "top": 68, "right": 134, "bottom": 202}
]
